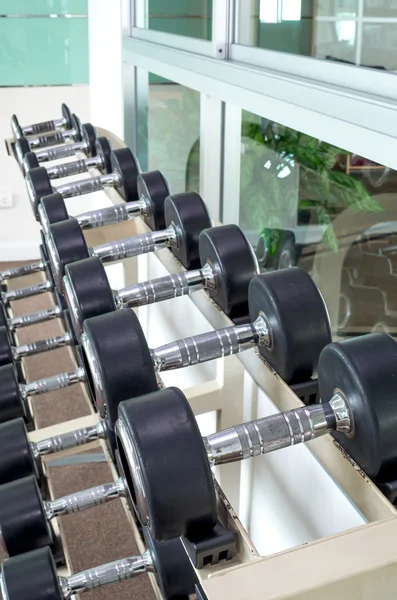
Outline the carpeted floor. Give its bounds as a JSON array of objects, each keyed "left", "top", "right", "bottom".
[{"left": 0, "top": 262, "right": 157, "bottom": 599}]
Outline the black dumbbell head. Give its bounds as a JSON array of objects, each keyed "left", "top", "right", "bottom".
[
  {"left": 249, "top": 267, "right": 331, "bottom": 384},
  {"left": 22, "top": 151, "right": 40, "bottom": 175},
  {"left": 81, "top": 122, "right": 97, "bottom": 157},
  {"left": 137, "top": 170, "right": 170, "bottom": 231},
  {"left": 0, "top": 418, "right": 39, "bottom": 486},
  {"left": 61, "top": 103, "right": 73, "bottom": 129},
  {"left": 10, "top": 114, "right": 23, "bottom": 140},
  {"left": 164, "top": 192, "right": 212, "bottom": 269},
  {"left": 25, "top": 166, "right": 53, "bottom": 218},
  {"left": 0, "top": 475, "right": 53, "bottom": 556},
  {"left": 47, "top": 218, "right": 90, "bottom": 292},
  {"left": 95, "top": 136, "right": 112, "bottom": 173},
  {"left": 199, "top": 224, "right": 259, "bottom": 319},
  {"left": 116, "top": 387, "right": 217, "bottom": 541},
  {"left": 64, "top": 257, "right": 116, "bottom": 339},
  {"left": 319, "top": 333, "right": 397, "bottom": 481},
  {"left": 0, "top": 303, "right": 7, "bottom": 329},
  {"left": 70, "top": 113, "right": 83, "bottom": 142},
  {"left": 0, "top": 364, "right": 25, "bottom": 423},
  {"left": 0, "top": 327, "right": 13, "bottom": 367},
  {"left": 39, "top": 193, "right": 69, "bottom": 234},
  {"left": 144, "top": 529, "right": 198, "bottom": 599},
  {"left": 14, "top": 136, "right": 31, "bottom": 167},
  {"left": 110, "top": 147, "right": 140, "bottom": 201},
  {"left": 1, "top": 546, "right": 63, "bottom": 600},
  {"left": 81, "top": 309, "right": 157, "bottom": 431}
]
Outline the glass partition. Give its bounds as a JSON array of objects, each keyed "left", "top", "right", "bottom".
[
  {"left": 137, "top": 0, "right": 212, "bottom": 40},
  {"left": 236, "top": 110, "right": 397, "bottom": 338},
  {"left": 138, "top": 73, "right": 201, "bottom": 194},
  {"left": 236, "top": 0, "right": 397, "bottom": 70}
]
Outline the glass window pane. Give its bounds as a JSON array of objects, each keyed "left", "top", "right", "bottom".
[
  {"left": 138, "top": 73, "right": 201, "bottom": 195},
  {"left": 140, "top": 0, "right": 212, "bottom": 40},
  {"left": 237, "top": 110, "right": 397, "bottom": 339},
  {"left": 364, "top": 0, "right": 397, "bottom": 18},
  {"left": 237, "top": 0, "right": 397, "bottom": 71},
  {"left": 1, "top": 1, "right": 87, "bottom": 14}
]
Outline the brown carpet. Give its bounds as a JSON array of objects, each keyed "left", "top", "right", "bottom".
[{"left": 0, "top": 262, "right": 157, "bottom": 599}]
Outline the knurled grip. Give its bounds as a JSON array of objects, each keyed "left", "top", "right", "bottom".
[
  {"left": 32, "top": 130, "right": 69, "bottom": 149},
  {"left": 29, "top": 119, "right": 57, "bottom": 135},
  {"left": 14, "top": 332, "right": 71, "bottom": 359},
  {"left": 58, "top": 174, "right": 107, "bottom": 198},
  {"left": 35, "top": 422, "right": 105, "bottom": 456},
  {"left": 36, "top": 140, "right": 84, "bottom": 162},
  {"left": 152, "top": 322, "right": 258, "bottom": 372},
  {"left": 234, "top": 408, "right": 317, "bottom": 459},
  {"left": 21, "top": 367, "right": 85, "bottom": 398},
  {"left": 0, "top": 261, "right": 44, "bottom": 282},
  {"left": 81, "top": 203, "right": 137, "bottom": 230},
  {"left": 1, "top": 280, "right": 53, "bottom": 303},
  {"left": 121, "top": 272, "right": 196, "bottom": 307},
  {"left": 46, "top": 478, "right": 125, "bottom": 519},
  {"left": 9, "top": 306, "right": 62, "bottom": 330},
  {"left": 47, "top": 159, "right": 88, "bottom": 179},
  {"left": 94, "top": 230, "right": 172, "bottom": 264}
]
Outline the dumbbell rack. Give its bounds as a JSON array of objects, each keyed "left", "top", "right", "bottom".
[{"left": 4, "top": 128, "right": 397, "bottom": 599}]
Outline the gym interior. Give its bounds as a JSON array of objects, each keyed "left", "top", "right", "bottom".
[{"left": 0, "top": 1, "right": 396, "bottom": 598}]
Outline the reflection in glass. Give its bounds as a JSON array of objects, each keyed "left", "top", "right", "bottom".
[
  {"left": 143, "top": 0, "right": 212, "bottom": 40},
  {"left": 238, "top": 0, "right": 397, "bottom": 70},
  {"left": 142, "top": 75, "right": 200, "bottom": 194},
  {"left": 238, "top": 111, "right": 397, "bottom": 339}
]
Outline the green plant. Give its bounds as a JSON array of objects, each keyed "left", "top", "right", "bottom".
[{"left": 240, "top": 112, "right": 384, "bottom": 253}]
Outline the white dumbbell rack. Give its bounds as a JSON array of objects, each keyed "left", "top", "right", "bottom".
[{"left": 5, "top": 129, "right": 397, "bottom": 599}]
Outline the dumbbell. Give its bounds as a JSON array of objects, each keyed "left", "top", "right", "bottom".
[
  {"left": 13, "top": 112, "right": 84, "bottom": 156},
  {"left": 115, "top": 331, "right": 397, "bottom": 542},
  {"left": 46, "top": 188, "right": 211, "bottom": 292},
  {"left": 0, "top": 223, "right": 257, "bottom": 371},
  {"left": 15, "top": 119, "right": 97, "bottom": 175},
  {"left": 0, "top": 268, "right": 329, "bottom": 436},
  {"left": 63, "top": 224, "right": 259, "bottom": 339},
  {"left": 26, "top": 146, "right": 141, "bottom": 219},
  {"left": 1, "top": 535, "right": 197, "bottom": 600},
  {"left": 0, "top": 416, "right": 109, "bottom": 488},
  {"left": 0, "top": 169, "right": 167, "bottom": 295},
  {"left": 11, "top": 103, "right": 73, "bottom": 140},
  {"left": 22, "top": 135, "right": 111, "bottom": 180},
  {"left": 78, "top": 267, "right": 331, "bottom": 433}
]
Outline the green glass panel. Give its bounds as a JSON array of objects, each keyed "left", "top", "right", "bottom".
[
  {"left": 1, "top": 1, "right": 87, "bottom": 15},
  {"left": 147, "top": 0, "right": 212, "bottom": 40},
  {"left": 0, "top": 18, "right": 88, "bottom": 85}
]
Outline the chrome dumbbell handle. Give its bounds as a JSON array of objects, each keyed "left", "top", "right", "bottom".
[
  {"left": 1, "top": 280, "right": 53, "bottom": 303},
  {"left": 92, "top": 225, "right": 177, "bottom": 264},
  {"left": 33, "top": 421, "right": 106, "bottom": 457},
  {"left": 151, "top": 315, "right": 269, "bottom": 372},
  {"left": 203, "top": 394, "right": 352, "bottom": 466},
  {"left": 56, "top": 171, "right": 120, "bottom": 199},
  {"left": 45, "top": 477, "right": 127, "bottom": 520},
  {"left": 46, "top": 158, "right": 91, "bottom": 180},
  {"left": 20, "top": 366, "right": 85, "bottom": 399},
  {"left": 26, "top": 128, "right": 75, "bottom": 151},
  {"left": 116, "top": 263, "right": 215, "bottom": 308},
  {"left": 77, "top": 198, "right": 147, "bottom": 230},
  {"left": 35, "top": 139, "right": 86, "bottom": 163},
  {"left": 8, "top": 305, "right": 62, "bottom": 331},
  {"left": 13, "top": 331, "right": 72, "bottom": 360},
  {"left": 22, "top": 116, "right": 66, "bottom": 137},
  {"left": 59, "top": 550, "right": 153, "bottom": 597},
  {"left": 0, "top": 261, "right": 45, "bottom": 283}
]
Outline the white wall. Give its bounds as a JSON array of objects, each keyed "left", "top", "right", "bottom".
[
  {"left": 0, "top": 86, "right": 90, "bottom": 260},
  {"left": 88, "top": 0, "right": 124, "bottom": 139}
]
